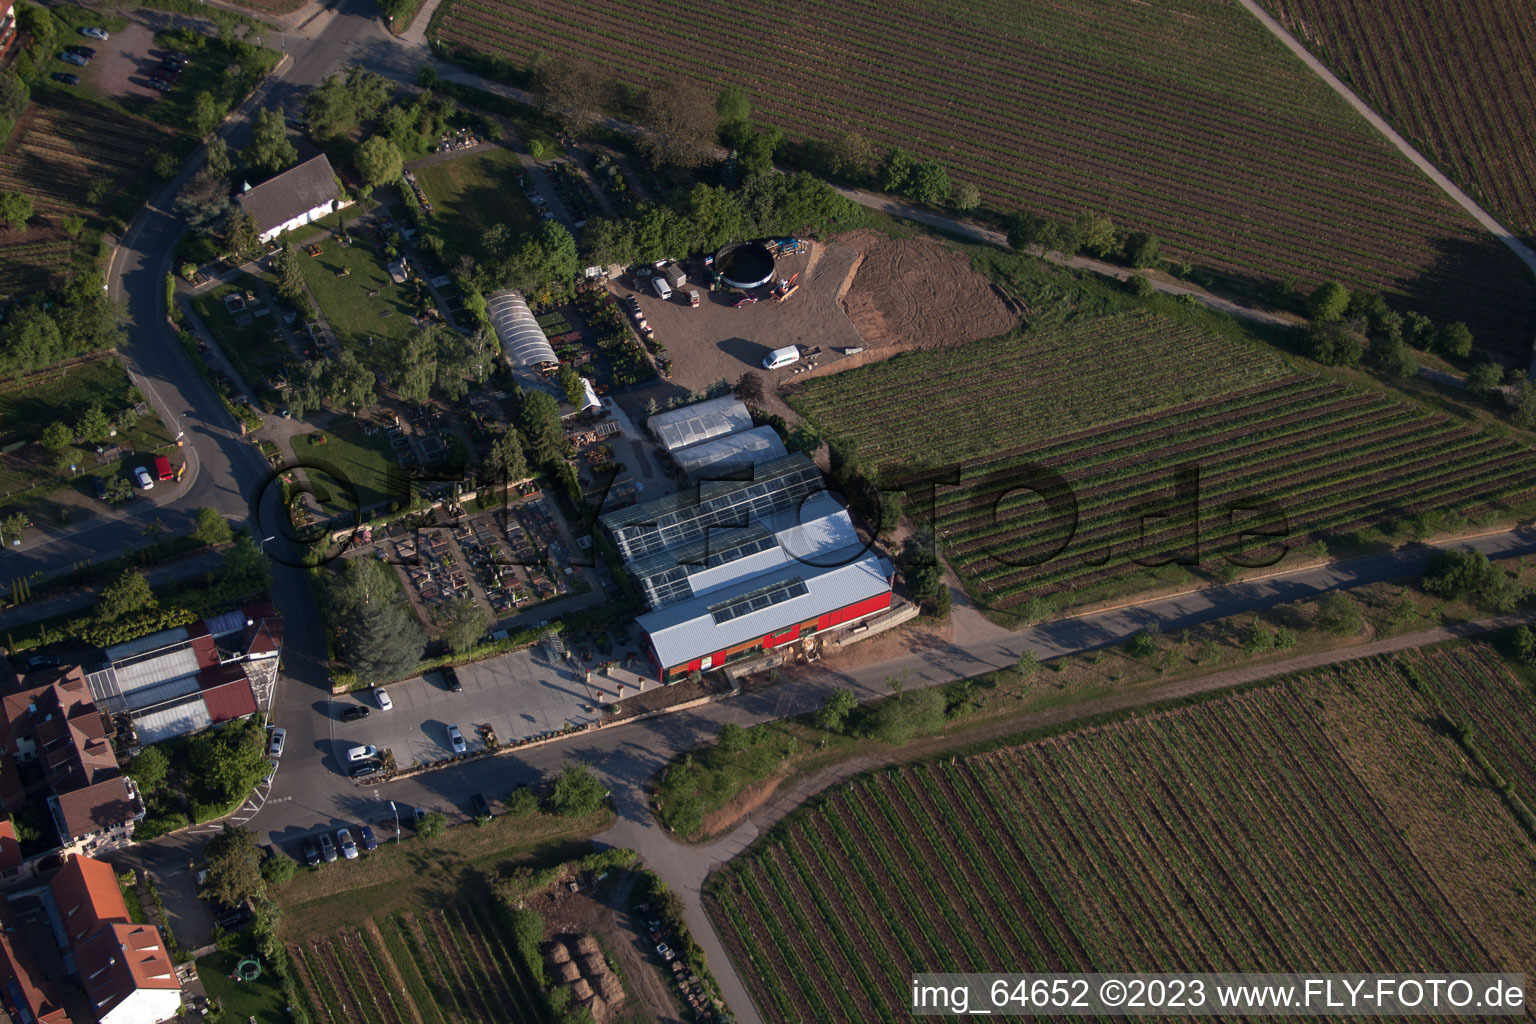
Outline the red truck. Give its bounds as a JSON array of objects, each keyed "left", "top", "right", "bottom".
[{"left": 154, "top": 456, "right": 174, "bottom": 482}]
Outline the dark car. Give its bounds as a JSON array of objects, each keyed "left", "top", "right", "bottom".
[
  {"left": 26, "top": 654, "right": 59, "bottom": 673},
  {"left": 339, "top": 704, "right": 370, "bottom": 723},
  {"left": 165, "top": 50, "right": 191, "bottom": 65},
  {"left": 65, "top": 45, "right": 95, "bottom": 57},
  {"left": 349, "top": 761, "right": 381, "bottom": 779},
  {"left": 317, "top": 832, "right": 337, "bottom": 863},
  {"left": 357, "top": 825, "right": 377, "bottom": 851},
  {"left": 159, "top": 59, "right": 182, "bottom": 74},
  {"left": 470, "top": 793, "right": 493, "bottom": 819},
  {"left": 301, "top": 836, "right": 320, "bottom": 866},
  {"left": 146, "top": 78, "right": 171, "bottom": 92},
  {"left": 51, "top": 73, "right": 80, "bottom": 86},
  {"left": 441, "top": 666, "right": 462, "bottom": 692},
  {"left": 212, "top": 904, "right": 250, "bottom": 929},
  {"left": 91, "top": 476, "right": 107, "bottom": 500}
]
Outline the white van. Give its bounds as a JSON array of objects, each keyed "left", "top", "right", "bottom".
[
  {"left": 652, "top": 277, "right": 672, "bottom": 300},
  {"left": 346, "top": 744, "right": 379, "bottom": 763},
  {"left": 762, "top": 346, "right": 800, "bottom": 370}
]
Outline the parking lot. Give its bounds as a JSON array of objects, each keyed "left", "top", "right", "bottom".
[
  {"left": 324, "top": 641, "right": 656, "bottom": 773},
  {"left": 615, "top": 241, "right": 865, "bottom": 396},
  {"left": 77, "top": 22, "right": 181, "bottom": 101}
]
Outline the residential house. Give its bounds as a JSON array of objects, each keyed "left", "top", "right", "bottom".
[{"left": 236, "top": 153, "right": 350, "bottom": 243}]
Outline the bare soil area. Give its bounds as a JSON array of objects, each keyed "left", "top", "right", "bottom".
[
  {"left": 835, "top": 228, "right": 1021, "bottom": 358},
  {"left": 537, "top": 872, "right": 685, "bottom": 1024}
]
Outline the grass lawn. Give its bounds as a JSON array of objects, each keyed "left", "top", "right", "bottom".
[
  {"left": 0, "top": 356, "right": 174, "bottom": 497},
  {"left": 190, "top": 281, "right": 291, "bottom": 396},
  {"left": 198, "top": 945, "right": 288, "bottom": 1024},
  {"left": 273, "top": 807, "right": 611, "bottom": 936},
  {"left": 296, "top": 239, "right": 423, "bottom": 365},
  {"left": 296, "top": 423, "right": 407, "bottom": 515},
  {"left": 411, "top": 145, "right": 539, "bottom": 258}
]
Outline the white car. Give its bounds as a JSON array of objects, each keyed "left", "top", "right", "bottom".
[
  {"left": 267, "top": 727, "right": 286, "bottom": 758},
  {"left": 80, "top": 26, "right": 109, "bottom": 40},
  {"left": 446, "top": 724, "right": 465, "bottom": 754},
  {"left": 373, "top": 687, "right": 392, "bottom": 711},
  {"left": 336, "top": 828, "right": 358, "bottom": 860},
  {"left": 345, "top": 744, "right": 378, "bottom": 763},
  {"left": 133, "top": 466, "right": 154, "bottom": 490}
]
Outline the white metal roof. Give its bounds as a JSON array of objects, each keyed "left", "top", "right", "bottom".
[
  {"left": 648, "top": 396, "right": 753, "bottom": 452},
  {"left": 638, "top": 549, "right": 892, "bottom": 669},
  {"left": 205, "top": 610, "right": 247, "bottom": 638},
  {"left": 486, "top": 291, "right": 557, "bottom": 367},
  {"left": 133, "top": 695, "right": 213, "bottom": 746},
  {"left": 684, "top": 494, "right": 857, "bottom": 597},
  {"left": 673, "top": 426, "right": 788, "bottom": 481},
  {"left": 109, "top": 650, "right": 201, "bottom": 703},
  {"left": 580, "top": 378, "right": 602, "bottom": 411},
  {"left": 103, "top": 626, "right": 191, "bottom": 662}
]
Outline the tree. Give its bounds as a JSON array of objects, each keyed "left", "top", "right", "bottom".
[
  {"left": 1075, "top": 211, "right": 1116, "bottom": 258},
  {"left": 205, "top": 136, "right": 233, "bottom": 180},
  {"left": 202, "top": 824, "right": 263, "bottom": 908},
  {"left": 505, "top": 786, "right": 538, "bottom": 817},
  {"left": 40, "top": 421, "right": 72, "bottom": 451},
  {"left": 1306, "top": 281, "right": 1351, "bottom": 322},
  {"left": 715, "top": 85, "right": 750, "bottom": 129},
  {"left": 245, "top": 108, "right": 297, "bottom": 175},
  {"left": 191, "top": 506, "right": 232, "bottom": 547},
  {"left": 393, "top": 327, "right": 438, "bottom": 405},
  {"left": 274, "top": 244, "right": 307, "bottom": 307},
  {"left": 1314, "top": 591, "right": 1362, "bottom": 635},
  {"left": 0, "top": 190, "right": 31, "bottom": 231},
  {"left": 546, "top": 761, "right": 607, "bottom": 816},
  {"left": 866, "top": 687, "right": 946, "bottom": 744},
  {"left": 636, "top": 78, "right": 717, "bottom": 167},
  {"left": 1123, "top": 231, "right": 1162, "bottom": 269},
  {"left": 0, "top": 71, "right": 27, "bottom": 124},
  {"left": 1467, "top": 362, "right": 1505, "bottom": 400},
  {"left": 416, "top": 810, "right": 446, "bottom": 838},
  {"left": 105, "top": 476, "right": 133, "bottom": 505},
  {"left": 218, "top": 533, "right": 268, "bottom": 591},
  {"left": 519, "top": 389, "right": 567, "bottom": 463},
  {"left": 734, "top": 371, "right": 764, "bottom": 405},
  {"left": 191, "top": 90, "right": 220, "bottom": 136},
  {"left": 225, "top": 209, "right": 260, "bottom": 261},
  {"left": 0, "top": 512, "right": 25, "bottom": 546},
  {"left": 905, "top": 160, "right": 950, "bottom": 207},
  {"left": 434, "top": 597, "right": 488, "bottom": 655},
  {"left": 815, "top": 689, "right": 858, "bottom": 733},
  {"left": 355, "top": 135, "right": 403, "bottom": 192},
  {"left": 1301, "top": 320, "right": 1363, "bottom": 367},
  {"left": 1124, "top": 627, "right": 1159, "bottom": 657},
  {"left": 951, "top": 181, "right": 981, "bottom": 211},
  {"left": 1508, "top": 624, "right": 1536, "bottom": 666},
  {"left": 483, "top": 428, "right": 529, "bottom": 485},
  {"left": 878, "top": 147, "right": 915, "bottom": 193},
  {"left": 1016, "top": 650, "right": 1039, "bottom": 678},
  {"left": 1421, "top": 549, "right": 1523, "bottom": 612},
  {"left": 125, "top": 746, "right": 169, "bottom": 792},
  {"left": 98, "top": 569, "right": 157, "bottom": 622},
  {"left": 261, "top": 853, "right": 297, "bottom": 884},
  {"left": 531, "top": 56, "right": 608, "bottom": 137},
  {"left": 716, "top": 722, "right": 748, "bottom": 753},
  {"left": 1367, "top": 331, "right": 1416, "bottom": 378},
  {"left": 328, "top": 557, "right": 425, "bottom": 681},
  {"left": 323, "top": 351, "right": 375, "bottom": 412},
  {"left": 1436, "top": 321, "right": 1474, "bottom": 359},
  {"left": 74, "top": 404, "right": 111, "bottom": 444},
  {"left": 61, "top": 214, "right": 84, "bottom": 239}
]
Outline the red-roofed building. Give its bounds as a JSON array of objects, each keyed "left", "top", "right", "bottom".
[
  {"left": 0, "top": 816, "right": 21, "bottom": 874},
  {"left": 0, "top": 669, "right": 141, "bottom": 859},
  {"left": 46, "top": 856, "right": 180, "bottom": 1024},
  {"left": 0, "top": 900, "right": 73, "bottom": 1024}
]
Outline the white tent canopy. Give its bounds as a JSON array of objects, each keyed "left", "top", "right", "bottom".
[{"left": 486, "top": 291, "right": 557, "bottom": 367}]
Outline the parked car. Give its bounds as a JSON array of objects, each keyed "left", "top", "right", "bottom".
[
  {"left": 262, "top": 759, "right": 278, "bottom": 785},
  {"left": 656, "top": 943, "right": 675, "bottom": 961},
  {"left": 159, "top": 58, "right": 183, "bottom": 73},
  {"left": 345, "top": 744, "right": 378, "bottom": 763},
  {"left": 145, "top": 78, "right": 171, "bottom": 93},
  {"left": 446, "top": 724, "right": 465, "bottom": 754},
  {"left": 470, "top": 793, "right": 493, "bottom": 819},
  {"left": 336, "top": 828, "right": 358, "bottom": 860},
  {"left": 26, "top": 654, "right": 58, "bottom": 673},
  {"left": 212, "top": 903, "right": 250, "bottom": 929},
  {"left": 58, "top": 51, "right": 88, "bottom": 66},
  {"left": 374, "top": 687, "right": 393, "bottom": 711},
  {"left": 267, "top": 727, "right": 286, "bottom": 758},
  {"left": 734, "top": 295, "right": 759, "bottom": 308},
  {"left": 52, "top": 73, "right": 80, "bottom": 86},
  {"left": 301, "top": 836, "right": 320, "bottom": 866},
  {"left": 91, "top": 476, "right": 107, "bottom": 500},
  {"left": 64, "top": 45, "right": 94, "bottom": 57},
  {"left": 316, "top": 832, "right": 336, "bottom": 863},
  {"left": 79, "top": 26, "right": 109, "bottom": 40},
  {"left": 165, "top": 50, "right": 191, "bottom": 65},
  {"left": 357, "top": 825, "right": 377, "bottom": 851},
  {"left": 339, "top": 704, "right": 370, "bottom": 723},
  {"left": 133, "top": 466, "right": 154, "bottom": 490},
  {"left": 440, "top": 666, "right": 462, "bottom": 692},
  {"left": 349, "top": 762, "right": 381, "bottom": 779}
]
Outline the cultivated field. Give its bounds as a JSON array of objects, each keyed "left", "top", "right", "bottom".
[
  {"left": 290, "top": 905, "right": 552, "bottom": 1024},
  {"left": 432, "top": 0, "right": 1536, "bottom": 360},
  {"left": 1261, "top": 0, "right": 1536, "bottom": 245},
  {"left": 789, "top": 310, "right": 1536, "bottom": 613},
  {"left": 0, "top": 96, "right": 174, "bottom": 295},
  {"left": 707, "top": 652, "right": 1536, "bottom": 1021}
]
